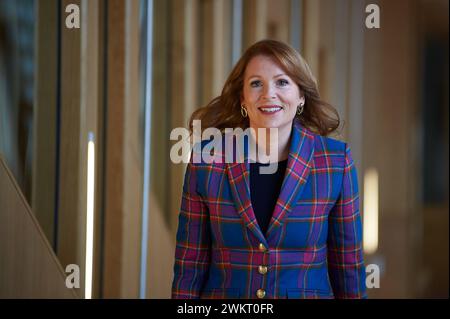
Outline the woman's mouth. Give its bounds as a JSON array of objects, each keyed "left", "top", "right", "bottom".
[{"left": 258, "top": 105, "right": 283, "bottom": 114}]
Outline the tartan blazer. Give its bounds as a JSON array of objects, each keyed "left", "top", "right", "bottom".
[{"left": 172, "top": 119, "right": 366, "bottom": 299}]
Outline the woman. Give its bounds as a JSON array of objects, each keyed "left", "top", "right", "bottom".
[{"left": 172, "top": 39, "right": 366, "bottom": 299}]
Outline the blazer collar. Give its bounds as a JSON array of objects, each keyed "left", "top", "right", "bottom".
[{"left": 226, "top": 119, "right": 315, "bottom": 244}]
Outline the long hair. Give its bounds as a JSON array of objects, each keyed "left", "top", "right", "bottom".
[{"left": 189, "top": 39, "right": 340, "bottom": 136}]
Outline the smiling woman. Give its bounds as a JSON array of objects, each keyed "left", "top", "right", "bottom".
[
  {"left": 240, "top": 55, "right": 304, "bottom": 161},
  {"left": 186, "top": 40, "right": 342, "bottom": 166},
  {"left": 188, "top": 39, "right": 339, "bottom": 138},
  {"left": 172, "top": 39, "right": 367, "bottom": 299}
]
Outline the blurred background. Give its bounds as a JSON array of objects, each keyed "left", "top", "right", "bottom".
[{"left": 0, "top": 0, "right": 448, "bottom": 298}]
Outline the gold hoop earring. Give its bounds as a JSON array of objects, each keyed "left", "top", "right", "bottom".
[
  {"left": 241, "top": 105, "right": 248, "bottom": 118},
  {"left": 297, "top": 104, "right": 304, "bottom": 116}
]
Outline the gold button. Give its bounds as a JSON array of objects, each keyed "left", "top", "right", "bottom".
[
  {"left": 256, "top": 289, "right": 266, "bottom": 299},
  {"left": 258, "top": 243, "right": 267, "bottom": 252},
  {"left": 258, "top": 265, "right": 268, "bottom": 275}
]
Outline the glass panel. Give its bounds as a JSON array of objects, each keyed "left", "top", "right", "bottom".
[{"left": 0, "top": 0, "right": 36, "bottom": 203}]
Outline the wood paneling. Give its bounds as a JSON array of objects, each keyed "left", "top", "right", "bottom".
[
  {"left": 121, "top": 0, "right": 142, "bottom": 297},
  {"left": 102, "top": 0, "right": 126, "bottom": 298},
  {"left": 0, "top": 157, "right": 78, "bottom": 298},
  {"left": 147, "top": 192, "right": 175, "bottom": 298},
  {"left": 151, "top": 0, "right": 171, "bottom": 230},
  {"left": 58, "top": 0, "right": 83, "bottom": 296},
  {"left": 169, "top": 0, "right": 201, "bottom": 230},
  {"left": 302, "top": 0, "right": 320, "bottom": 76},
  {"left": 243, "top": 0, "right": 268, "bottom": 49},
  {"left": 32, "top": 0, "right": 58, "bottom": 246},
  {"left": 102, "top": 0, "right": 142, "bottom": 298},
  {"left": 362, "top": 0, "right": 421, "bottom": 298}
]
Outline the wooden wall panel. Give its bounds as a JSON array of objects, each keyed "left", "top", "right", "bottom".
[
  {"left": 0, "top": 157, "right": 78, "bottom": 298},
  {"left": 32, "top": 0, "right": 58, "bottom": 246},
  {"left": 302, "top": 0, "right": 320, "bottom": 76},
  {"left": 121, "top": 0, "right": 142, "bottom": 297},
  {"left": 58, "top": 0, "right": 83, "bottom": 296},
  {"left": 169, "top": 0, "right": 201, "bottom": 230},
  {"left": 102, "top": 0, "right": 142, "bottom": 298},
  {"left": 243, "top": 0, "right": 268, "bottom": 49},
  {"left": 103, "top": 0, "right": 126, "bottom": 298},
  {"left": 362, "top": 0, "right": 421, "bottom": 298}
]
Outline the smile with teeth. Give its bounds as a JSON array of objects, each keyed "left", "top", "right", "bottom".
[{"left": 258, "top": 105, "right": 283, "bottom": 113}]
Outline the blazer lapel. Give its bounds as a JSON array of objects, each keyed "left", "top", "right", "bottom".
[
  {"left": 265, "top": 120, "right": 315, "bottom": 240},
  {"left": 226, "top": 136, "right": 267, "bottom": 245},
  {"left": 226, "top": 121, "right": 314, "bottom": 244}
]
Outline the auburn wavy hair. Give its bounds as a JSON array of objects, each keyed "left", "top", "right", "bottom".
[{"left": 189, "top": 39, "right": 340, "bottom": 136}]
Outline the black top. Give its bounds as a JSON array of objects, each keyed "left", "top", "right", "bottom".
[{"left": 249, "top": 159, "right": 288, "bottom": 236}]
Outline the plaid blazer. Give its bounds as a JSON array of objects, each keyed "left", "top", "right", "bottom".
[{"left": 172, "top": 119, "right": 366, "bottom": 299}]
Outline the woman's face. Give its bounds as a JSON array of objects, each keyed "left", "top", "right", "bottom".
[{"left": 241, "top": 55, "right": 304, "bottom": 132}]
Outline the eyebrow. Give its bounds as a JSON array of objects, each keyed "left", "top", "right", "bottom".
[{"left": 247, "top": 73, "right": 287, "bottom": 79}]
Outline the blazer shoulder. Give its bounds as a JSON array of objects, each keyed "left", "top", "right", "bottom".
[
  {"left": 293, "top": 120, "right": 347, "bottom": 155},
  {"left": 190, "top": 135, "right": 227, "bottom": 166},
  {"left": 313, "top": 133, "right": 347, "bottom": 155}
]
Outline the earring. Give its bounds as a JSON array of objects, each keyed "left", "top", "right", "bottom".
[
  {"left": 241, "top": 104, "right": 248, "bottom": 118},
  {"left": 296, "top": 103, "right": 304, "bottom": 116}
]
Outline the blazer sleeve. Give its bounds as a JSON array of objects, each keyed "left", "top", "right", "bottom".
[
  {"left": 171, "top": 161, "right": 211, "bottom": 299},
  {"left": 327, "top": 144, "right": 367, "bottom": 298}
]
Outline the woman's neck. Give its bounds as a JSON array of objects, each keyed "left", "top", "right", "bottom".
[{"left": 249, "top": 124, "right": 292, "bottom": 162}]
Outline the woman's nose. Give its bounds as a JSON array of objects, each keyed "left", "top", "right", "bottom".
[{"left": 261, "top": 83, "right": 276, "bottom": 100}]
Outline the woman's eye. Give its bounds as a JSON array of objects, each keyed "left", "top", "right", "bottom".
[
  {"left": 250, "top": 80, "right": 262, "bottom": 88},
  {"left": 277, "top": 79, "right": 289, "bottom": 86}
]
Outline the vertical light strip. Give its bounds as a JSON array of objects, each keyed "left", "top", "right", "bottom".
[
  {"left": 364, "top": 168, "right": 379, "bottom": 254},
  {"left": 231, "top": 0, "right": 242, "bottom": 66},
  {"left": 85, "top": 132, "right": 96, "bottom": 299},
  {"left": 140, "top": 0, "right": 153, "bottom": 299}
]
